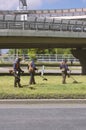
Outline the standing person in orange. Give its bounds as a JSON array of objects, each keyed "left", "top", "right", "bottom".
[{"left": 28, "top": 59, "right": 38, "bottom": 85}]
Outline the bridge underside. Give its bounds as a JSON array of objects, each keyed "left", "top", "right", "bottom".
[
  {"left": 0, "top": 30, "right": 86, "bottom": 74},
  {"left": 0, "top": 36, "right": 86, "bottom": 49}
]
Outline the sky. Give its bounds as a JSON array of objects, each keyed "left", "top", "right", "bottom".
[
  {"left": 1, "top": 0, "right": 86, "bottom": 53},
  {"left": 0, "top": 0, "right": 86, "bottom": 10}
]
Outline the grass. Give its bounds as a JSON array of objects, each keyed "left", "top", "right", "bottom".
[{"left": 0, "top": 75, "right": 86, "bottom": 99}]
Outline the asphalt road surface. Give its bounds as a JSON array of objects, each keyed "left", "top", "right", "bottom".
[
  {"left": 0, "top": 66, "right": 81, "bottom": 74},
  {"left": 0, "top": 104, "right": 86, "bottom": 130}
]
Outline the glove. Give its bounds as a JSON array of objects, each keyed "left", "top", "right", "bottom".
[{"left": 9, "top": 69, "right": 14, "bottom": 74}]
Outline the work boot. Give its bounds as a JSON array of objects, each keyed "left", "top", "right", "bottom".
[
  {"left": 33, "top": 82, "right": 36, "bottom": 84},
  {"left": 14, "top": 82, "right": 17, "bottom": 87},
  {"left": 18, "top": 83, "right": 22, "bottom": 88}
]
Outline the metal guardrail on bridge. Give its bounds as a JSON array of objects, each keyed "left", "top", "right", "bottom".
[{"left": 0, "top": 18, "right": 86, "bottom": 32}]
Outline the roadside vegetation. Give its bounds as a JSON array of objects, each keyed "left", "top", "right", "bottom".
[{"left": 0, "top": 75, "right": 86, "bottom": 99}]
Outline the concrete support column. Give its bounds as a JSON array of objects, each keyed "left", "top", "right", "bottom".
[{"left": 71, "top": 48, "right": 86, "bottom": 75}]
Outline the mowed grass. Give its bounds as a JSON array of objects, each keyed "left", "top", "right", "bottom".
[{"left": 0, "top": 75, "right": 86, "bottom": 99}]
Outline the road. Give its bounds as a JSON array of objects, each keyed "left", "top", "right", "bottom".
[
  {"left": 0, "top": 66, "right": 82, "bottom": 74},
  {"left": 0, "top": 104, "right": 86, "bottom": 130}
]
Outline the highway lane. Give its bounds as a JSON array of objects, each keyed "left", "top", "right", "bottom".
[{"left": 0, "top": 104, "right": 86, "bottom": 130}]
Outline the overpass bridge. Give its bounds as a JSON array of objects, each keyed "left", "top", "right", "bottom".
[
  {"left": 0, "top": 7, "right": 86, "bottom": 48},
  {"left": 0, "top": 8, "right": 86, "bottom": 74},
  {"left": 0, "top": 18, "right": 86, "bottom": 49}
]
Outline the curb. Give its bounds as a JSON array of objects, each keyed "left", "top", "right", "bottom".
[{"left": 0, "top": 99, "right": 86, "bottom": 104}]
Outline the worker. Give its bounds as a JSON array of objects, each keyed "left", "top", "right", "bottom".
[
  {"left": 60, "top": 59, "right": 69, "bottom": 84},
  {"left": 13, "top": 57, "right": 24, "bottom": 87}
]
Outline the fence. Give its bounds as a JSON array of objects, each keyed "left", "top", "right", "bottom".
[
  {"left": 0, "top": 19, "right": 86, "bottom": 32},
  {"left": 0, "top": 54, "right": 79, "bottom": 63}
]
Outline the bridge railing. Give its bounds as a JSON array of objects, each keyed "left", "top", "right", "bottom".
[
  {"left": 0, "top": 18, "right": 86, "bottom": 32},
  {"left": 0, "top": 8, "right": 86, "bottom": 17}
]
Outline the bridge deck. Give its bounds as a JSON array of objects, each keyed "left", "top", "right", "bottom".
[{"left": 0, "top": 18, "right": 86, "bottom": 48}]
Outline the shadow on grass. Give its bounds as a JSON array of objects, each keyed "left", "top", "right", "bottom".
[
  {"left": 72, "top": 81, "right": 82, "bottom": 84},
  {"left": 22, "top": 84, "right": 35, "bottom": 89}
]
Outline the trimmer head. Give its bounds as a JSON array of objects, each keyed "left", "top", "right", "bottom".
[
  {"left": 43, "top": 78, "right": 48, "bottom": 81},
  {"left": 73, "top": 80, "right": 78, "bottom": 83}
]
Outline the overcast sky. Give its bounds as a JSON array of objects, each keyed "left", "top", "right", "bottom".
[{"left": 0, "top": 0, "right": 86, "bottom": 10}]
